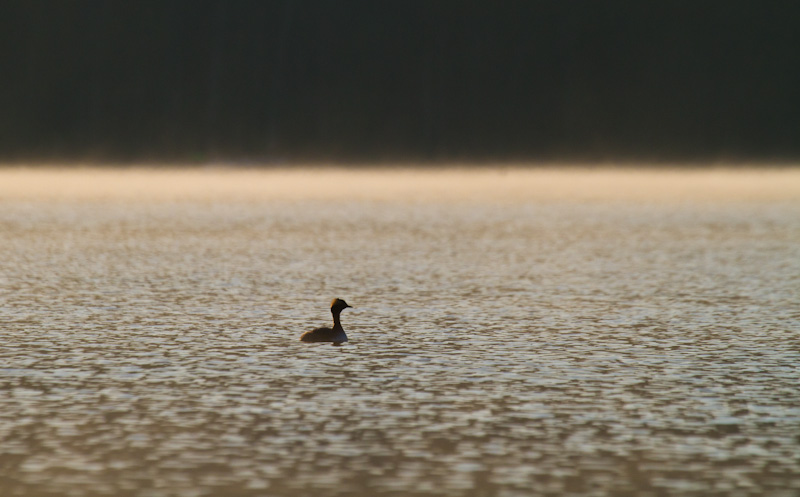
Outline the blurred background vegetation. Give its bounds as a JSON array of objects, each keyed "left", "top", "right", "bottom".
[{"left": 1, "top": 1, "right": 798, "bottom": 164}]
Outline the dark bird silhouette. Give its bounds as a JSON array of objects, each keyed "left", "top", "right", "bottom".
[{"left": 300, "top": 298, "right": 352, "bottom": 344}]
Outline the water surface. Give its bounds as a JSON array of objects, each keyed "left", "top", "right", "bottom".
[{"left": 1, "top": 168, "right": 799, "bottom": 496}]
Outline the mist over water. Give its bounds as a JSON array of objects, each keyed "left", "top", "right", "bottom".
[{"left": 1, "top": 167, "right": 799, "bottom": 496}]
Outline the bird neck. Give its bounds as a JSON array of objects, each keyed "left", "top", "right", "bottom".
[{"left": 332, "top": 310, "right": 343, "bottom": 329}]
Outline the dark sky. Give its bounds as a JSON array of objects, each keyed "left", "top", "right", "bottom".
[{"left": 1, "top": 1, "right": 798, "bottom": 163}]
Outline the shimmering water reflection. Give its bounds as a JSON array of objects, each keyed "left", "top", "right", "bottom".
[{"left": 1, "top": 171, "right": 799, "bottom": 496}]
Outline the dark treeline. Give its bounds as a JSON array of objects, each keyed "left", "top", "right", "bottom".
[{"left": 1, "top": 1, "right": 798, "bottom": 163}]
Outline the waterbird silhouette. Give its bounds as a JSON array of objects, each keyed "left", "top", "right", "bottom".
[{"left": 300, "top": 298, "right": 352, "bottom": 344}]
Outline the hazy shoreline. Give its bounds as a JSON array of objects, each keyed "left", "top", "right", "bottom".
[{"left": 0, "top": 165, "right": 798, "bottom": 203}]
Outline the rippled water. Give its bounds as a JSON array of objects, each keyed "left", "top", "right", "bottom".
[{"left": 1, "top": 169, "right": 800, "bottom": 496}]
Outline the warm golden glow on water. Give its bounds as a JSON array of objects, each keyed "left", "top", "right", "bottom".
[
  {"left": 0, "top": 165, "right": 798, "bottom": 202},
  {"left": 2, "top": 164, "right": 799, "bottom": 496}
]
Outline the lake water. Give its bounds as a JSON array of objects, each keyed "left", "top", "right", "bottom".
[{"left": 1, "top": 167, "right": 799, "bottom": 496}]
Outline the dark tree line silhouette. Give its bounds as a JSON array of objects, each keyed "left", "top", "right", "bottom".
[{"left": 1, "top": 1, "right": 798, "bottom": 163}]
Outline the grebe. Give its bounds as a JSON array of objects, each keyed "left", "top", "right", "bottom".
[{"left": 300, "top": 298, "right": 352, "bottom": 344}]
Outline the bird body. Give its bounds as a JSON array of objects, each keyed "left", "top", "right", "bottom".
[
  {"left": 302, "top": 325, "right": 347, "bottom": 343},
  {"left": 300, "top": 298, "right": 352, "bottom": 344}
]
